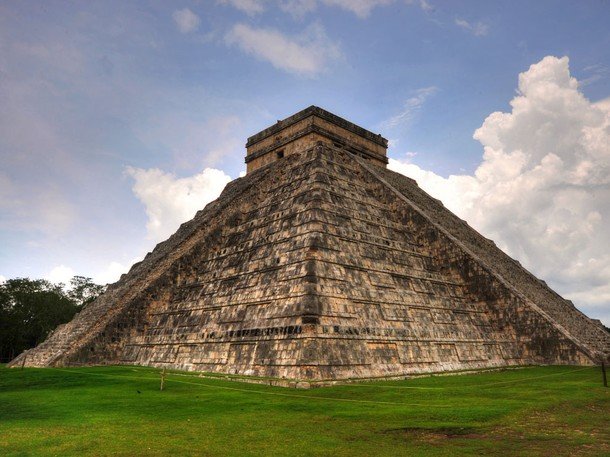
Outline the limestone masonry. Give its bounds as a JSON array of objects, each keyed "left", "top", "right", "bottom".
[{"left": 10, "top": 106, "right": 609, "bottom": 381}]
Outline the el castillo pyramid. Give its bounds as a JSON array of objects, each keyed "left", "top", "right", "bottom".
[{"left": 10, "top": 106, "right": 609, "bottom": 381}]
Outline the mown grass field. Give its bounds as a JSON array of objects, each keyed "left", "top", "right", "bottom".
[{"left": 0, "top": 364, "right": 608, "bottom": 456}]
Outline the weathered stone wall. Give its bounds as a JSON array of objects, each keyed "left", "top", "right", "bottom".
[{"left": 11, "top": 142, "right": 607, "bottom": 379}]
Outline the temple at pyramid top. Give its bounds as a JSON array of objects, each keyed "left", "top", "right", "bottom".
[{"left": 245, "top": 105, "right": 389, "bottom": 173}]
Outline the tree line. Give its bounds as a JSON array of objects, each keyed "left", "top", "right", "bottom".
[{"left": 0, "top": 276, "right": 105, "bottom": 363}]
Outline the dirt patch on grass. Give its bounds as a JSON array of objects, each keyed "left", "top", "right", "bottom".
[{"left": 384, "top": 426, "right": 486, "bottom": 440}]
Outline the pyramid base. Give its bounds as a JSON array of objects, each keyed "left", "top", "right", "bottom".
[{"left": 49, "top": 360, "right": 596, "bottom": 389}]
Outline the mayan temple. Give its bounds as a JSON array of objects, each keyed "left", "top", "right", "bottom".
[{"left": 10, "top": 106, "right": 609, "bottom": 381}]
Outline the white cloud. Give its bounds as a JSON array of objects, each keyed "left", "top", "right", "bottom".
[
  {"left": 45, "top": 262, "right": 127, "bottom": 286},
  {"left": 0, "top": 3, "right": 256, "bottom": 289},
  {"left": 389, "top": 56, "right": 610, "bottom": 325},
  {"left": 135, "top": 115, "right": 244, "bottom": 170},
  {"left": 278, "top": 0, "right": 317, "bottom": 17},
  {"left": 218, "top": 0, "right": 265, "bottom": 15},
  {"left": 382, "top": 86, "right": 438, "bottom": 129},
  {"left": 126, "top": 167, "right": 232, "bottom": 242},
  {"left": 0, "top": 275, "right": 6, "bottom": 283},
  {"left": 225, "top": 23, "right": 341, "bottom": 76},
  {"left": 320, "top": 0, "right": 393, "bottom": 18},
  {"left": 580, "top": 63, "right": 610, "bottom": 87},
  {"left": 405, "top": 0, "right": 434, "bottom": 12},
  {"left": 224, "top": 0, "right": 399, "bottom": 18},
  {"left": 46, "top": 265, "right": 76, "bottom": 285},
  {"left": 93, "top": 261, "right": 128, "bottom": 285},
  {"left": 417, "top": 0, "right": 433, "bottom": 12},
  {"left": 455, "top": 18, "right": 489, "bottom": 36},
  {"left": 172, "top": 8, "right": 201, "bottom": 34}
]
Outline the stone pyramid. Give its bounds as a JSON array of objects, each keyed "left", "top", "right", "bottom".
[{"left": 11, "top": 106, "right": 609, "bottom": 381}]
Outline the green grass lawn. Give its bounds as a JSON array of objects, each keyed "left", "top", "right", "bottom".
[{"left": 0, "top": 365, "right": 608, "bottom": 456}]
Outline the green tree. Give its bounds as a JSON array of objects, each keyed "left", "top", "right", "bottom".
[
  {"left": 0, "top": 276, "right": 105, "bottom": 362},
  {"left": 68, "top": 276, "right": 106, "bottom": 307}
]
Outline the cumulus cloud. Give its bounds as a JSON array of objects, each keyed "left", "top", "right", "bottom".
[
  {"left": 382, "top": 86, "right": 438, "bottom": 129},
  {"left": 45, "top": 262, "right": 127, "bottom": 286},
  {"left": 46, "top": 265, "right": 76, "bottom": 285},
  {"left": 126, "top": 167, "right": 232, "bottom": 242},
  {"left": 93, "top": 261, "right": 129, "bottom": 285},
  {"left": 0, "top": 275, "right": 6, "bottom": 283},
  {"left": 455, "top": 18, "right": 489, "bottom": 36},
  {"left": 172, "top": 8, "right": 201, "bottom": 33},
  {"left": 389, "top": 56, "right": 610, "bottom": 324},
  {"left": 225, "top": 23, "right": 341, "bottom": 76}
]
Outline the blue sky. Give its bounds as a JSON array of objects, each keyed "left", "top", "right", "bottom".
[{"left": 1, "top": 1, "right": 610, "bottom": 324}]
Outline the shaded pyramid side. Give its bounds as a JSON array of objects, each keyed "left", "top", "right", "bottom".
[{"left": 367, "top": 161, "right": 610, "bottom": 362}]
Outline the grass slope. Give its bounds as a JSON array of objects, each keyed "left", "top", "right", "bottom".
[{"left": 0, "top": 365, "right": 608, "bottom": 456}]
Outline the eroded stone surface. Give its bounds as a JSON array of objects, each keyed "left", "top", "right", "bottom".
[{"left": 10, "top": 110, "right": 609, "bottom": 380}]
